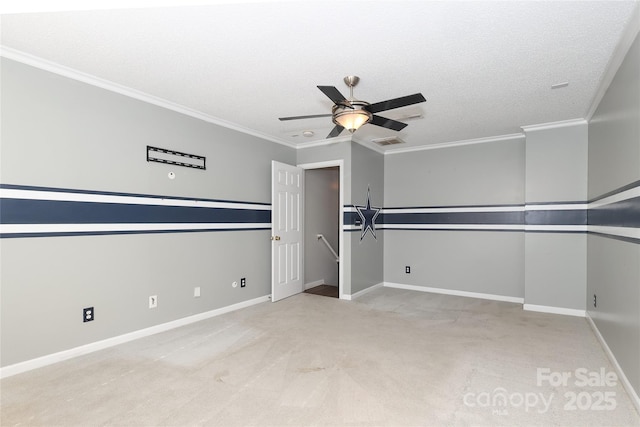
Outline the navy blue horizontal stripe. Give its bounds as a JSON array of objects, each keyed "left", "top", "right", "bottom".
[
  {"left": 385, "top": 203, "right": 524, "bottom": 210},
  {"left": 0, "top": 227, "right": 271, "bottom": 239},
  {"left": 1, "top": 199, "right": 270, "bottom": 224},
  {"left": 0, "top": 183, "right": 271, "bottom": 206},
  {"left": 525, "top": 210, "right": 587, "bottom": 226},
  {"left": 526, "top": 201, "right": 586, "bottom": 206},
  {"left": 589, "top": 197, "right": 640, "bottom": 228},
  {"left": 383, "top": 211, "right": 524, "bottom": 225},
  {"left": 344, "top": 211, "right": 362, "bottom": 225},
  {"left": 382, "top": 228, "right": 522, "bottom": 233}
]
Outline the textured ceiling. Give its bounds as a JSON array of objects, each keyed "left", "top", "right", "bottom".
[{"left": 1, "top": 1, "right": 639, "bottom": 152}]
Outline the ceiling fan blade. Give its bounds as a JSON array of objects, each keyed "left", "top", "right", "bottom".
[
  {"left": 370, "top": 115, "right": 408, "bottom": 131},
  {"left": 278, "top": 113, "right": 332, "bottom": 121},
  {"left": 327, "top": 124, "right": 344, "bottom": 138},
  {"left": 317, "top": 86, "right": 351, "bottom": 106},
  {"left": 366, "top": 93, "right": 426, "bottom": 114}
]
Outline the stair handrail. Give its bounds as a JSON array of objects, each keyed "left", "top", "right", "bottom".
[{"left": 316, "top": 234, "right": 339, "bottom": 263}]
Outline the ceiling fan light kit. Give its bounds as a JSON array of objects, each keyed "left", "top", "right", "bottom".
[
  {"left": 279, "top": 75, "right": 426, "bottom": 139},
  {"left": 332, "top": 101, "right": 372, "bottom": 133}
]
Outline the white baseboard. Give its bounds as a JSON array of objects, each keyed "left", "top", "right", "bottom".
[
  {"left": 383, "top": 282, "right": 524, "bottom": 304},
  {"left": 304, "top": 279, "right": 325, "bottom": 290},
  {"left": 343, "top": 282, "right": 384, "bottom": 300},
  {"left": 586, "top": 313, "right": 640, "bottom": 415},
  {"left": 0, "top": 295, "right": 270, "bottom": 379},
  {"left": 523, "top": 304, "right": 585, "bottom": 317}
]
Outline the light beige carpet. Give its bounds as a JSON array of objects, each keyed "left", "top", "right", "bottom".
[{"left": 1, "top": 287, "right": 639, "bottom": 426}]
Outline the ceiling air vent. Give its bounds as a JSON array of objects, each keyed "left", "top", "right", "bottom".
[{"left": 372, "top": 136, "right": 405, "bottom": 146}]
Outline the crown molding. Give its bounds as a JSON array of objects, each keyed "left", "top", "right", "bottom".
[
  {"left": 585, "top": 3, "right": 640, "bottom": 121},
  {"left": 295, "top": 135, "right": 351, "bottom": 150},
  {"left": 383, "top": 132, "right": 525, "bottom": 155},
  {"left": 0, "top": 1, "right": 249, "bottom": 15},
  {"left": 0, "top": 46, "right": 297, "bottom": 149},
  {"left": 295, "top": 135, "right": 388, "bottom": 155},
  {"left": 520, "top": 118, "right": 588, "bottom": 133}
]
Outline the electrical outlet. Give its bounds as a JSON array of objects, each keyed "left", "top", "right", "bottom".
[
  {"left": 83, "top": 307, "right": 94, "bottom": 322},
  {"left": 194, "top": 287, "right": 201, "bottom": 298},
  {"left": 241, "top": 278, "right": 246, "bottom": 288},
  {"left": 149, "top": 295, "right": 158, "bottom": 309},
  {"left": 593, "top": 294, "right": 597, "bottom": 308},
  {"left": 405, "top": 266, "right": 411, "bottom": 274}
]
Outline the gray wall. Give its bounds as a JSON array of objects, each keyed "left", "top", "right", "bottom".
[
  {"left": 350, "top": 142, "right": 384, "bottom": 294},
  {"left": 384, "top": 124, "right": 592, "bottom": 313},
  {"left": 588, "top": 41, "right": 640, "bottom": 199},
  {"left": 384, "top": 139, "right": 525, "bottom": 298},
  {"left": 384, "top": 139, "right": 525, "bottom": 207},
  {"left": 587, "top": 32, "right": 640, "bottom": 397},
  {"left": 304, "top": 167, "right": 339, "bottom": 287},
  {"left": 0, "top": 58, "right": 295, "bottom": 366},
  {"left": 0, "top": 59, "right": 291, "bottom": 203},
  {"left": 524, "top": 124, "right": 588, "bottom": 203},
  {"left": 523, "top": 123, "right": 588, "bottom": 311}
]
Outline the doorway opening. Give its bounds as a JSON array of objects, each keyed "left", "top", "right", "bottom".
[{"left": 299, "top": 161, "right": 343, "bottom": 299}]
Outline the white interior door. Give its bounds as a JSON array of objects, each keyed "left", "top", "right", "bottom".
[{"left": 271, "top": 161, "right": 304, "bottom": 302}]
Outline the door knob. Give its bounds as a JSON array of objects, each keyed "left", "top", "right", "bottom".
[{"left": 271, "top": 236, "right": 281, "bottom": 241}]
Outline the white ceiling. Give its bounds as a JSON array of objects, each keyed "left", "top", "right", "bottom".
[{"left": 1, "top": 1, "right": 639, "bottom": 152}]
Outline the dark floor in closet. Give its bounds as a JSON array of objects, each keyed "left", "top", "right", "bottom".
[{"left": 304, "top": 285, "right": 339, "bottom": 298}]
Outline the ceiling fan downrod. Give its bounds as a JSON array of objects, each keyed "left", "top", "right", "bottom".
[{"left": 344, "top": 75, "right": 360, "bottom": 100}]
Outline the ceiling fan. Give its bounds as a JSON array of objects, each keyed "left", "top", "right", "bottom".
[{"left": 279, "top": 76, "right": 426, "bottom": 139}]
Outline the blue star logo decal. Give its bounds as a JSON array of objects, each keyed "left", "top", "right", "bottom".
[{"left": 356, "top": 187, "right": 380, "bottom": 241}]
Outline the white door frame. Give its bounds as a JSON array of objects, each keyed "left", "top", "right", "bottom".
[{"left": 298, "top": 160, "right": 344, "bottom": 300}]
